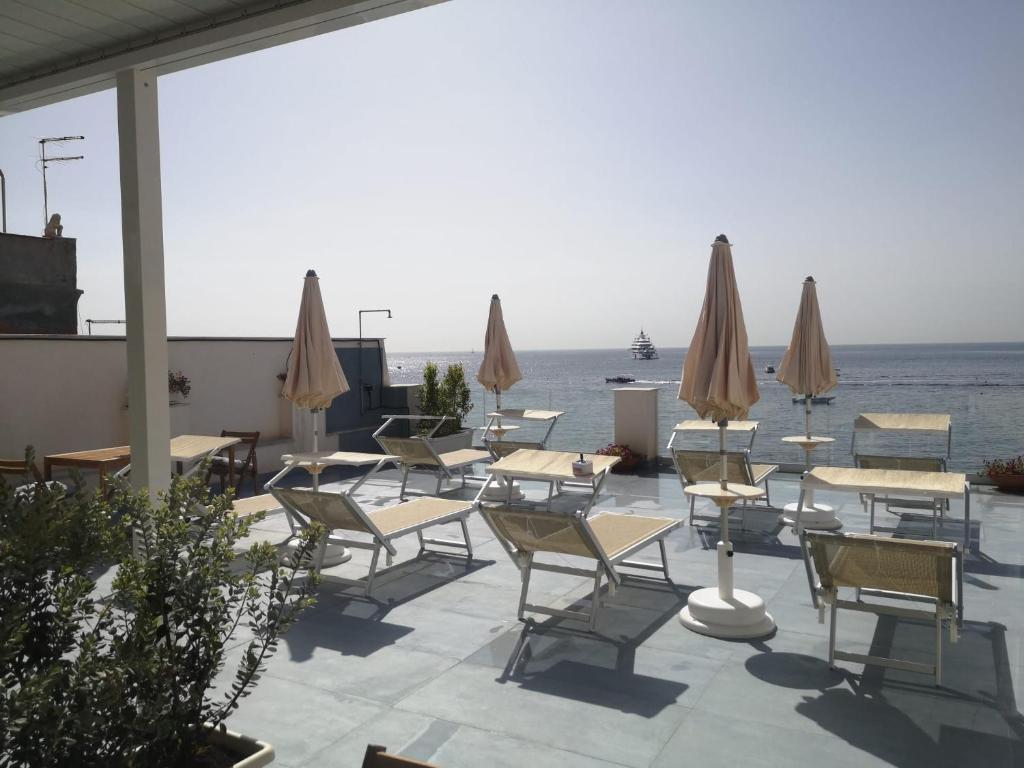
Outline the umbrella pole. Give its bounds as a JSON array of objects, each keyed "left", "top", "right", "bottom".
[
  {"left": 312, "top": 409, "right": 319, "bottom": 491},
  {"left": 717, "top": 418, "right": 733, "bottom": 601}
]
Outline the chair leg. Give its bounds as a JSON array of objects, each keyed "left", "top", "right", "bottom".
[
  {"left": 416, "top": 529, "right": 425, "bottom": 554},
  {"left": 365, "top": 543, "right": 382, "bottom": 596},
  {"left": 435, "top": 472, "right": 444, "bottom": 496},
  {"left": 517, "top": 553, "right": 533, "bottom": 621},
  {"left": 399, "top": 466, "right": 410, "bottom": 500},
  {"left": 459, "top": 516, "right": 473, "bottom": 561},
  {"left": 589, "top": 567, "right": 603, "bottom": 632},
  {"left": 935, "top": 614, "right": 943, "bottom": 687},
  {"left": 828, "top": 599, "right": 838, "bottom": 669},
  {"left": 658, "top": 538, "right": 671, "bottom": 581}
]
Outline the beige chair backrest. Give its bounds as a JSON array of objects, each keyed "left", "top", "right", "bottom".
[
  {"left": 375, "top": 436, "right": 441, "bottom": 467},
  {"left": 487, "top": 440, "right": 545, "bottom": 459},
  {"left": 806, "top": 532, "right": 955, "bottom": 603},
  {"left": 272, "top": 487, "right": 373, "bottom": 535},
  {"left": 672, "top": 449, "right": 752, "bottom": 485},
  {"left": 855, "top": 454, "right": 946, "bottom": 473},
  {"left": 481, "top": 506, "right": 599, "bottom": 560}
]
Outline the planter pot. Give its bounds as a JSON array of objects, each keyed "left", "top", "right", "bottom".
[
  {"left": 205, "top": 726, "right": 274, "bottom": 768},
  {"left": 428, "top": 428, "right": 473, "bottom": 454},
  {"left": 610, "top": 455, "right": 642, "bottom": 474},
  {"left": 990, "top": 474, "right": 1024, "bottom": 494}
]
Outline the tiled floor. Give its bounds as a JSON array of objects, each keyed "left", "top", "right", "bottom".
[{"left": 222, "top": 468, "right": 1024, "bottom": 767}]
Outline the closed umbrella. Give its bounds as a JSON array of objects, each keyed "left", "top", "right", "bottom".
[
  {"left": 777, "top": 276, "right": 841, "bottom": 530},
  {"left": 477, "top": 294, "right": 523, "bottom": 499},
  {"left": 477, "top": 293, "right": 522, "bottom": 413},
  {"left": 281, "top": 269, "right": 350, "bottom": 564},
  {"left": 677, "top": 235, "right": 774, "bottom": 639}
]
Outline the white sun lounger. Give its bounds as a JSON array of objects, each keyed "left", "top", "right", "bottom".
[
  {"left": 270, "top": 487, "right": 474, "bottom": 595},
  {"left": 667, "top": 421, "right": 778, "bottom": 526},
  {"left": 803, "top": 530, "right": 959, "bottom": 685},
  {"left": 374, "top": 415, "right": 491, "bottom": 500},
  {"left": 478, "top": 504, "right": 680, "bottom": 630}
]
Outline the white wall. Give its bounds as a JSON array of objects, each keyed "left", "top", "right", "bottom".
[{"left": 0, "top": 336, "right": 372, "bottom": 478}]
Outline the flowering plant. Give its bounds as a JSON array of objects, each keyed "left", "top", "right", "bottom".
[
  {"left": 168, "top": 370, "right": 191, "bottom": 400},
  {"left": 983, "top": 456, "right": 1024, "bottom": 478},
  {"left": 596, "top": 443, "right": 638, "bottom": 461}
]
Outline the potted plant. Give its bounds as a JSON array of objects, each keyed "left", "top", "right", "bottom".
[
  {"left": 982, "top": 455, "right": 1024, "bottom": 493},
  {"left": 168, "top": 369, "right": 192, "bottom": 404},
  {"left": 416, "top": 362, "right": 474, "bottom": 452},
  {"left": 0, "top": 457, "right": 320, "bottom": 767},
  {"left": 596, "top": 443, "right": 643, "bottom": 474}
]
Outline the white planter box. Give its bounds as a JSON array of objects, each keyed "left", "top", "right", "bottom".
[{"left": 205, "top": 726, "right": 275, "bottom": 768}]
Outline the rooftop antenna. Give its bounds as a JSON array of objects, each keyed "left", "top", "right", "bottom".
[{"left": 39, "top": 136, "right": 84, "bottom": 227}]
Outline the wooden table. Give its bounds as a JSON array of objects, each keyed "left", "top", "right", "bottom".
[
  {"left": 480, "top": 448, "right": 620, "bottom": 514},
  {"left": 44, "top": 446, "right": 131, "bottom": 494},
  {"left": 44, "top": 435, "right": 240, "bottom": 493}
]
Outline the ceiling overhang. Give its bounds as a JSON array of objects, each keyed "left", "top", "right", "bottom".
[{"left": 0, "top": 0, "right": 446, "bottom": 115}]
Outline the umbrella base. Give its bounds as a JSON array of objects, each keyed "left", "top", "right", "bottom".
[
  {"left": 480, "top": 480, "right": 525, "bottom": 501},
  {"left": 679, "top": 587, "right": 776, "bottom": 639},
  {"left": 780, "top": 502, "right": 842, "bottom": 531},
  {"left": 282, "top": 539, "right": 353, "bottom": 569}
]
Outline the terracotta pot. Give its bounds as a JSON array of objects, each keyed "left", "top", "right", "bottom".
[{"left": 990, "top": 474, "right": 1024, "bottom": 494}]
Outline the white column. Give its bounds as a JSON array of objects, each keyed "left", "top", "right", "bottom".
[{"left": 117, "top": 69, "right": 170, "bottom": 499}]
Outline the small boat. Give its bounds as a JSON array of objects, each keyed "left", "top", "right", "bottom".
[
  {"left": 606, "top": 375, "right": 636, "bottom": 384},
  {"left": 765, "top": 365, "right": 775, "bottom": 374},
  {"left": 792, "top": 396, "right": 836, "bottom": 405}
]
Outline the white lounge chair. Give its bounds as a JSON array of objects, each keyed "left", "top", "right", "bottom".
[
  {"left": 270, "top": 487, "right": 473, "bottom": 595},
  {"left": 479, "top": 504, "right": 680, "bottom": 631},
  {"left": 803, "top": 530, "right": 959, "bottom": 686},
  {"left": 374, "top": 415, "right": 491, "bottom": 500}
]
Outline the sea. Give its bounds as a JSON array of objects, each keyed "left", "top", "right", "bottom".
[{"left": 386, "top": 343, "right": 1024, "bottom": 473}]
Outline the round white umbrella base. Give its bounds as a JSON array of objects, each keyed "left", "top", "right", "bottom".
[
  {"left": 780, "top": 502, "right": 842, "bottom": 530},
  {"left": 679, "top": 587, "right": 776, "bottom": 639},
  {"left": 480, "top": 480, "right": 525, "bottom": 501},
  {"left": 282, "top": 540, "right": 352, "bottom": 568}
]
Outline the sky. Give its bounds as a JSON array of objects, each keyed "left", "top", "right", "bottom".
[{"left": 0, "top": 0, "right": 1021, "bottom": 352}]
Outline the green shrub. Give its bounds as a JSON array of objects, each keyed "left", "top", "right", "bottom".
[
  {"left": 417, "top": 362, "right": 474, "bottom": 438},
  {"left": 0, "top": 459, "right": 320, "bottom": 767}
]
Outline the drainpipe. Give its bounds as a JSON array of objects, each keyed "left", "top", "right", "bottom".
[{"left": 0, "top": 169, "right": 6, "bottom": 233}]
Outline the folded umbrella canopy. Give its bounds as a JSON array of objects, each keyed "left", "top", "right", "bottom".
[
  {"left": 776, "top": 276, "right": 842, "bottom": 531},
  {"left": 677, "top": 236, "right": 774, "bottom": 639},
  {"left": 280, "top": 269, "right": 351, "bottom": 565},
  {"left": 477, "top": 293, "right": 522, "bottom": 411},
  {"left": 776, "top": 276, "right": 837, "bottom": 438}
]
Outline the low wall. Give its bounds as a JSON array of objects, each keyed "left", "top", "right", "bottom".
[{"left": 0, "top": 335, "right": 394, "bottom": 481}]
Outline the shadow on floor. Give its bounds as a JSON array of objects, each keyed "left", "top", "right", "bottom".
[
  {"left": 745, "top": 618, "right": 1024, "bottom": 766},
  {"left": 489, "top": 577, "right": 692, "bottom": 717},
  {"left": 281, "top": 551, "right": 495, "bottom": 660}
]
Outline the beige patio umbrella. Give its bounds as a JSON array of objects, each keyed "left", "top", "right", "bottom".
[
  {"left": 477, "top": 294, "right": 522, "bottom": 415},
  {"left": 677, "top": 235, "right": 774, "bottom": 640},
  {"left": 282, "top": 270, "right": 349, "bottom": 483},
  {"left": 776, "top": 276, "right": 837, "bottom": 438},
  {"left": 776, "top": 276, "right": 841, "bottom": 530}
]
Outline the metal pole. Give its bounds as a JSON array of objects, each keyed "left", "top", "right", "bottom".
[
  {"left": 0, "top": 168, "right": 6, "bottom": 233},
  {"left": 805, "top": 395, "right": 813, "bottom": 440},
  {"left": 718, "top": 418, "right": 728, "bottom": 491}
]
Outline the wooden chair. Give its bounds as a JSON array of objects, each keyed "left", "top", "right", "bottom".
[
  {"left": 207, "top": 430, "right": 260, "bottom": 495},
  {"left": 363, "top": 744, "right": 438, "bottom": 767}
]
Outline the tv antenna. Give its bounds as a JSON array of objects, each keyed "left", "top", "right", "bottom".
[{"left": 39, "top": 135, "right": 84, "bottom": 226}]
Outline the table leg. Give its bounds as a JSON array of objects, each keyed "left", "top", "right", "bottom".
[
  {"left": 44, "top": 458, "right": 53, "bottom": 481},
  {"left": 228, "top": 445, "right": 236, "bottom": 489}
]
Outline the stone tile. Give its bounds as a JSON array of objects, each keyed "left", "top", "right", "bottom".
[
  {"left": 222, "top": 676, "right": 386, "bottom": 768},
  {"left": 396, "top": 661, "right": 692, "bottom": 768}
]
